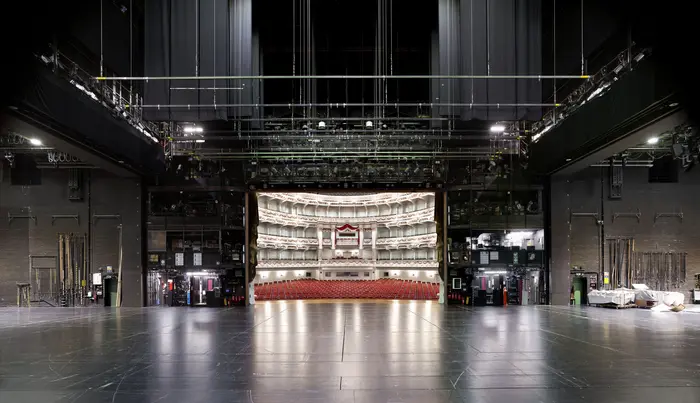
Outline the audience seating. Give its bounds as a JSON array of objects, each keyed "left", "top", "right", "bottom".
[{"left": 254, "top": 279, "right": 439, "bottom": 301}]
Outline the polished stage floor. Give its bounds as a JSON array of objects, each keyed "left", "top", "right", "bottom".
[{"left": 1, "top": 301, "right": 699, "bottom": 403}]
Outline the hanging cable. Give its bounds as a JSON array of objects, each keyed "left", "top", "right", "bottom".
[
  {"left": 446, "top": 0, "right": 451, "bottom": 120},
  {"left": 100, "top": 0, "right": 104, "bottom": 77},
  {"left": 292, "top": 0, "right": 296, "bottom": 98},
  {"left": 486, "top": 0, "right": 491, "bottom": 121},
  {"left": 390, "top": 0, "right": 393, "bottom": 78},
  {"left": 298, "top": 0, "right": 302, "bottom": 107},
  {"left": 129, "top": 0, "right": 133, "bottom": 105},
  {"left": 486, "top": 0, "right": 490, "bottom": 77},
  {"left": 580, "top": 0, "right": 584, "bottom": 75},
  {"left": 306, "top": 0, "right": 309, "bottom": 118},
  {"left": 212, "top": 0, "right": 217, "bottom": 109},
  {"left": 384, "top": 0, "right": 388, "bottom": 119},
  {"left": 553, "top": 0, "right": 557, "bottom": 124},
  {"left": 195, "top": 0, "right": 199, "bottom": 78},
  {"left": 470, "top": 0, "right": 474, "bottom": 106}
]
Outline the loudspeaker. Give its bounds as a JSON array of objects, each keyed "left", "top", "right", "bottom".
[
  {"left": 10, "top": 155, "right": 41, "bottom": 185},
  {"left": 672, "top": 143, "right": 684, "bottom": 158},
  {"left": 648, "top": 155, "right": 678, "bottom": 183}
]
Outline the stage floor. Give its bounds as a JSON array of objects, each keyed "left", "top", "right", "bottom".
[{"left": 1, "top": 301, "right": 699, "bottom": 402}]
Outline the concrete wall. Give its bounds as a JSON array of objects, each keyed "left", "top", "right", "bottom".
[
  {"left": 550, "top": 167, "right": 700, "bottom": 304},
  {"left": 0, "top": 169, "right": 145, "bottom": 306}
]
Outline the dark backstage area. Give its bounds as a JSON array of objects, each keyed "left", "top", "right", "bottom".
[{"left": 0, "top": 1, "right": 699, "bottom": 402}]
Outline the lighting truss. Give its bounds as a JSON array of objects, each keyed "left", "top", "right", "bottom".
[{"left": 247, "top": 160, "right": 446, "bottom": 184}]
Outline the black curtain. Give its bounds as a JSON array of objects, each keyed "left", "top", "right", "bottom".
[
  {"left": 438, "top": 0, "right": 542, "bottom": 121},
  {"left": 144, "top": 0, "right": 256, "bottom": 122},
  {"left": 438, "top": 0, "right": 461, "bottom": 117}
]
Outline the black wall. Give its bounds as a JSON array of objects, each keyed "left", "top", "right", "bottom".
[
  {"left": 63, "top": 0, "right": 143, "bottom": 77},
  {"left": 0, "top": 169, "right": 145, "bottom": 307},
  {"left": 436, "top": 0, "right": 542, "bottom": 121},
  {"left": 549, "top": 167, "right": 699, "bottom": 305}
]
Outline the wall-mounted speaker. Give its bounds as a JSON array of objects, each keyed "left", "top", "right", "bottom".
[
  {"left": 648, "top": 155, "right": 679, "bottom": 183},
  {"left": 10, "top": 155, "right": 41, "bottom": 186}
]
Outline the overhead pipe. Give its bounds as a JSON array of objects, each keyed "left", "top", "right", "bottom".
[
  {"left": 173, "top": 154, "right": 491, "bottom": 160},
  {"left": 193, "top": 148, "right": 494, "bottom": 154},
  {"left": 590, "top": 164, "right": 652, "bottom": 167},
  {"left": 97, "top": 74, "right": 589, "bottom": 81},
  {"left": 182, "top": 153, "right": 496, "bottom": 159},
  {"left": 626, "top": 147, "right": 672, "bottom": 152},
  {"left": 174, "top": 128, "right": 526, "bottom": 137},
  {"left": 170, "top": 87, "right": 244, "bottom": 91},
  {"left": 233, "top": 117, "right": 451, "bottom": 122},
  {"left": 242, "top": 148, "right": 498, "bottom": 153},
  {"left": 200, "top": 128, "right": 527, "bottom": 134},
  {"left": 171, "top": 133, "right": 520, "bottom": 141},
  {"left": 133, "top": 102, "right": 559, "bottom": 109}
]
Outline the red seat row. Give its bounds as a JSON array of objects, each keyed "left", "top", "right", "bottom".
[{"left": 254, "top": 279, "right": 439, "bottom": 301}]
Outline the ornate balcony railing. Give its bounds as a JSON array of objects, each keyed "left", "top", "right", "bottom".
[
  {"left": 257, "top": 259, "right": 439, "bottom": 269},
  {"left": 256, "top": 234, "right": 319, "bottom": 250},
  {"left": 258, "top": 207, "right": 434, "bottom": 227},
  {"left": 376, "top": 234, "right": 437, "bottom": 249},
  {"left": 259, "top": 192, "right": 434, "bottom": 206}
]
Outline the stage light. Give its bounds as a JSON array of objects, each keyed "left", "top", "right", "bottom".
[
  {"left": 195, "top": 139, "right": 205, "bottom": 143},
  {"left": 29, "top": 138, "right": 43, "bottom": 146},
  {"left": 490, "top": 124, "right": 506, "bottom": 133},
  {"left": 365, "top": 120, "right": 373, "bottom": 128},
  {"left": 318, "top": 121, "right": 326, "bottom": 129},
  {"left": 183, "top": 126, "right": 204, "bottom": 133},
  {"left": 647, "top": 137, "right": 659, "bottom": 145}
]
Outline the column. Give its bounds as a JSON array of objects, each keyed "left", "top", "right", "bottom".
[
  {"left": 359, "top": 227, "right": 364, "bottom": 249},
  {"left": 331, "top": 228, "right": 336, "bottom": 249},
  {"left": 317, "top": 227, "right": 323, "bottom": 261},
  {"left": 371, "top": 226, "right": 378, "bottom": 261}
]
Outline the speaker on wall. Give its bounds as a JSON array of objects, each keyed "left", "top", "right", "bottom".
[
  {"left": 10, "top": 154, "right": 41, "bottom": 186},
  {"left": 648, "top": 155, "right": 679, "bottom": 183}
]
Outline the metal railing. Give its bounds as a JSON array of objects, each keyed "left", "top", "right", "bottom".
[
  {"left": 38, "top": 47, "right": 167, "bottom": 145},
  {"left": 533, "top": 44, "right": 651, "bottom": 141}
]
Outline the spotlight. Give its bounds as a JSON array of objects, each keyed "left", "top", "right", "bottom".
[
  {"left": 29, "top": 138, "right": 43, "bottom": 146},
  {"left": 647, "top": 137, "right": 659, "bottom": 145},
  {"left": 490, "top": 124, "right": 506, "bottom": 133},
  {"left": 183, "top": 126, "right": 204, "bottom": 133},
  {"left": 365, "top": 120, "right": 373, "bottom": 128},
  {"left": 4, "top": 152, "right": 15, "bottom": 167},
  {"left": 318, "top": 121, "right": 326, "bottom": 129}
]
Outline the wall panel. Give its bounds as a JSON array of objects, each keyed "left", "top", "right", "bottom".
[
  {"left": 0, "top": 169, "right": 145, "bottom": 306},
  {"left": 549, "top": 167, "right": 700, "bottom": 304}
]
